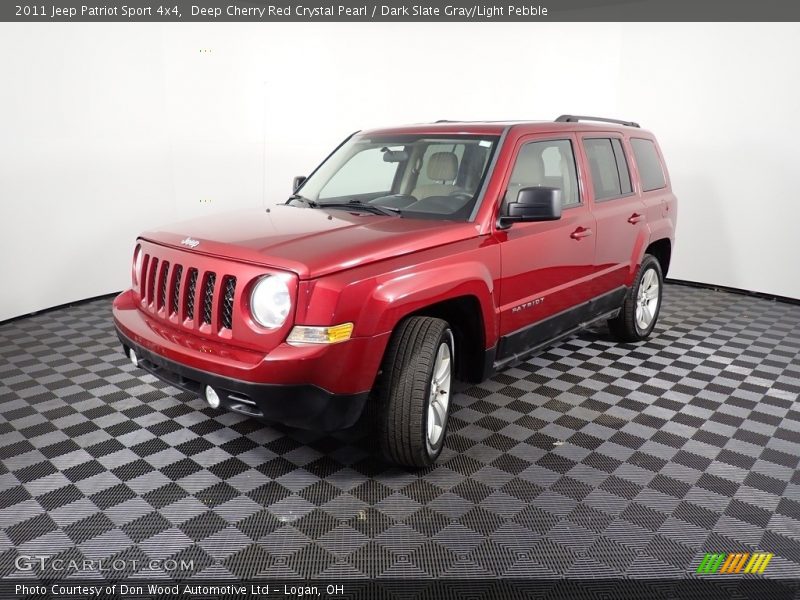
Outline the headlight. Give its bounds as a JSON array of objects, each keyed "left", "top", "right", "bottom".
[
  {"left": 250, "top": 276, "right": 291, "bottom": 329},
  {"left": 132, "top": 244, "right": 143, "bottom": 288}
]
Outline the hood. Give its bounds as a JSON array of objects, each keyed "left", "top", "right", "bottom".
[{"left": 141, "top": 205, "right": 479, "bottom": 279}]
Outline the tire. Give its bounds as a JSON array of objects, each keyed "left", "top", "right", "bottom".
[
  {"left": 608, "top": 254, "right": 664, "bottom": 342},
  {"left": 378, "top": 316, "right": 454, "bottom": 468}
]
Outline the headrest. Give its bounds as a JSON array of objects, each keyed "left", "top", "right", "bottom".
[
  {"left": 510, "top": 151, "right": 545, "bottom": 184},
  {"left": 426, "top": 152, "right": 458, "bottom": 181}
]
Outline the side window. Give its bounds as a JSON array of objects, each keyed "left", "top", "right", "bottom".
[
  {"left": 611, "top": 139, "right": 632, "bottom": 195},
  {"left": 630, "top": 138, "right": 666, "bottom": 192},
  {"left": 506, "top": 139, "right": 579, "bottom": 208},
  {"left": 583, "top": 138, "right": 624, "bottom": 201},
  {"left": 319, "top": 146, "right": 399, "bottom": 199}
]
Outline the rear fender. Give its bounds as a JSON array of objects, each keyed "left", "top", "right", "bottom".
[
  {"left": 629, "top": 209, "right": 675, "bottom": 284},
  {"left": 628, "top": 225, "right": 652, "bottom": 283}
]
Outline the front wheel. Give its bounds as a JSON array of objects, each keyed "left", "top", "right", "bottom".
[
  {"left": 378, "top": 316, "right": 454, "bottom": 468},
  {"left": 608, "top": 254, "right": 664, "bottom": 342}
]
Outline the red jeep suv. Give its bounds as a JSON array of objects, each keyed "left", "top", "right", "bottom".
[{"left": 113, "top": 115, "right": 677, "bottom": 467}]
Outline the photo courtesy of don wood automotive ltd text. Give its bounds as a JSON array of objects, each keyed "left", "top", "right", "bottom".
[{"left": 2, "top": 1, "right": 800, "bottom": 599}]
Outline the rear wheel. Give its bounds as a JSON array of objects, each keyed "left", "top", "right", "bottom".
[
  {"left": 608, "top": 254, "right": 663, "bottom": 342},
  {"left": 378, "top": 316, "right": 454, "bottom": 468}
]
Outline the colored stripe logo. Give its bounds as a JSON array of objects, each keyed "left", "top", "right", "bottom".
[{"left": 696, "top": 552, "right": 773, "bottom": 574}]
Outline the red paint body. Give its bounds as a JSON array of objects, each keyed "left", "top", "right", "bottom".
[{"left": 113, "top": 120, "right": 676, "bottom": 406}]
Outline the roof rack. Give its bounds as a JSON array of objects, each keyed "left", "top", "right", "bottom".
[
  {"left": 433, "top": 119, "right": 527, "bottom": 123},
  {"left": 555, "top": 115, "right": 640, "bottom": 128}
]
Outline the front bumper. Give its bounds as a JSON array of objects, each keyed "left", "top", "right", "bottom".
[
  {"left": 113, "top": 290, "right": 387, "bottom": 430},
  {"left": 118, "top": 329, "right": 367, "bottom": 430}
]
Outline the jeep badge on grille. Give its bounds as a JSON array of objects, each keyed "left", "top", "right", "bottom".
[{"left": 181, "top": 237, "right": 200, "bottom": 248}]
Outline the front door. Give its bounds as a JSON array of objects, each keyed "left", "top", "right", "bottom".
[{"left": 496, "top": 135, "right": 597, "bottom": 361}]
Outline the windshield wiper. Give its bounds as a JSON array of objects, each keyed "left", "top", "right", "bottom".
[
  {"left": 320, "top": 200, "right": 401, "bottom": 217},
  {"left": 287, "top": 194, "right": 320, "bottom": 208}
]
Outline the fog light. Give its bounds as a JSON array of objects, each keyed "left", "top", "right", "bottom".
[
  {"left": 205, "top": 385, "right": 221, "bottom": 409},
  {"left": 128, "top": 348, "right": 139, "bottom": 368}
]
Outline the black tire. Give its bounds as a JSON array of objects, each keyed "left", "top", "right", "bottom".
[
  {"left": 608, "top": 254, "right": 664, "bottom": 342},
  {"left": 378, "top": 316, "right": 454, "bottom": 468}
]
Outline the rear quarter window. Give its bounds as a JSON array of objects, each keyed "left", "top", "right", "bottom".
[{"left": 630, "top": 138, "right": 666, "bottom": 192}]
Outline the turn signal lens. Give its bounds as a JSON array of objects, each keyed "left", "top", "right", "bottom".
[{"left": 287, "top": 323, "right": 354, "bottom": 345}]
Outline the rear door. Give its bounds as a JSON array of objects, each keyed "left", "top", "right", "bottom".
[
  {"left": 579, "top": 134, "right": 647, "bottom": 293},
  {"left": 495, "top": 134, "right": 597, "bottom": 360}
]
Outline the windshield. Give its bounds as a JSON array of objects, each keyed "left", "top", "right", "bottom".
[{"left": 292, "top": 134, "right": 499, "bottom": 221}]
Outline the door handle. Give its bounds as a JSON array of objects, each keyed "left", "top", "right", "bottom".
[
  {"left": 570, "top": 227, "right": 593, "bottom": 240},
  {"left": 628, "top": 213, "right": 644, "bottom": 224}
]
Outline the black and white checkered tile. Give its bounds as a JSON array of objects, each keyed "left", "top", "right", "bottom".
[{"left": 1, "top": 285, "right": 799, "bottom": 582}]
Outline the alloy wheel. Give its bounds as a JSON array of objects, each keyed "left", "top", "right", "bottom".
[
  {"left": 635, "top": 267, "right": 660, "bottom": 331},
  {"left": 426, "top": 340, "right": 452, "bottom": 455}
]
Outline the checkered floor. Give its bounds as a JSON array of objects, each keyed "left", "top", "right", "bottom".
[{"left": 1, "top": 284, "right": 799, "bottom": 583}]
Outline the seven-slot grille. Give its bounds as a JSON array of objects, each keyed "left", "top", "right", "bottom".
[
  {"left": 138, "top": 253, "right": 237, "bottom": 333},
  {"left": 201, "top": 273, "right": 216, "bottom": 325},
  {"left": 221, "top": 276, "right": 236, "bottom": 330}
]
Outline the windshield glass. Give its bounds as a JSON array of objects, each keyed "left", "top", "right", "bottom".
[{"left": 293, "top": 134, "right": 499, "bottom": 221}]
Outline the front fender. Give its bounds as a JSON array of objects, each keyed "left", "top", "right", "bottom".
[
  {"left": 364, "top": 261, "right": 498, "bottom": 343},
  {"left": 295, "top": 236, "right": 501, "bottom": 347}
]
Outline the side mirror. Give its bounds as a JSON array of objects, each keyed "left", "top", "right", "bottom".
[
  {"left": 292, "top": 175, "right": 307, "bottom": 191},
  {"left": 499, "top": 186, "right": 562, "bottom": 228}
]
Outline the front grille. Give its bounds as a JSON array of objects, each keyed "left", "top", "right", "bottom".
[
  {"left": 185, "top": 269, "right": 198, "bottom": 321},
  {"left": 157, "top": 261, "right": 170, "bottom": 310},
  {"left": 202, "top": 273, "right": 216, "bottom": 325},
  {"left": 221, "top": 277, "right": 236, "bottom": 330},
  {"left": 170, "top": 265, "right": 183, "bottom": 315},
  {"left": 146, "top": 258, "right": 158, "bottom": 305},
  {"left": 138, "top": 250, "right": 239, "bottom": 334},
  {"left": 140, "top": 254, "right": 150, "bottom": 299}
]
